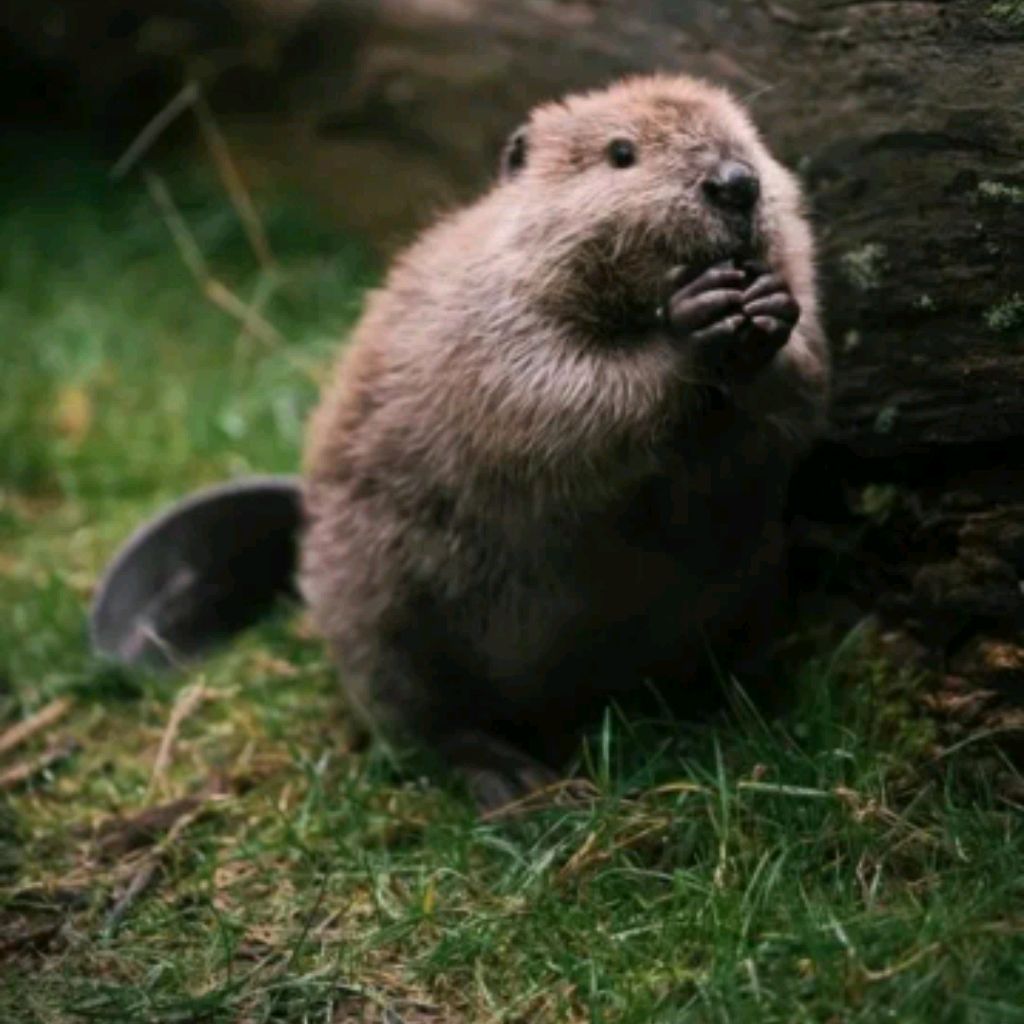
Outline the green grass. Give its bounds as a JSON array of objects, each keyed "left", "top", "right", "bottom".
[{"left": 2, "top": 138, "right": 1024, "bottom": 1024}]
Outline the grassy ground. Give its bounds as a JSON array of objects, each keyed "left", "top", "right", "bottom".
[{"left": 2, "top": 139, "right": 1023, "bottom": 1024}]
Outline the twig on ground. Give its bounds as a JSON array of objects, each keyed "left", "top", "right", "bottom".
[
  {"left": 149, "top": 680, "right": 209, "bottom": 795},
  {"left": 0, "top": 738, "right": 80, "bottom": 791},
  {"left": 0, "top": 698, "right": 72, "bottom": 758},
  {"left": 95, "top": 794, "right": 208, "bottom": 859},
  {"left": 104, "top": 857, "right": 161, "bottom": 934},
  {"left": 96, "top": 774, "right": 231, "bottom": 858},
  {"left": 0, "top": 920, "right": 64, "bottom": 961},
  {"left": 103, "top": 783, "right": 227, "bottom": 934}
]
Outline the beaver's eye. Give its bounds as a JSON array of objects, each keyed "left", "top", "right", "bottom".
[
  {"left": 502, "top": 129, "right": 528, "bottom": 177},
  {"left": 607, "top": 139, "right": 636, "bottom": 169}
]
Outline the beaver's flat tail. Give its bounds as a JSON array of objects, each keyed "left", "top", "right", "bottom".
[{"left": 90, "top": 476, "right": 303, "bottom": 669}]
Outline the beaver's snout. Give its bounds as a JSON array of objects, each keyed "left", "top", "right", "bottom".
[{"left": 702, "top": 160, "right": 760, "bottom": 214}]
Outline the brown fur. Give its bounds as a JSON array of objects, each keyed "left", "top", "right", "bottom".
[{"left": 300, "top": 75, "right": 828, "bottom": 797}]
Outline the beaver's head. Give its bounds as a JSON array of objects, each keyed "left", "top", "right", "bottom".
[{"left": 496, "top": 75, "right": 806, "bottom": 337}]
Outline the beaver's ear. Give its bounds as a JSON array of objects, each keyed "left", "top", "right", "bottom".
[{"left": 500, "top": 126, "right": 529, "bottom": 179}]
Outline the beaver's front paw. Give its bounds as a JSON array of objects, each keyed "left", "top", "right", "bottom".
[
  {"left": 662, "top": 261, "right": 799, "bottom": 382},
  {"left": 662, "top": 260, "right": 746, "bottom": 347},
  {"left": 733, "top": 266, "right": 801, "bottom": 381}
]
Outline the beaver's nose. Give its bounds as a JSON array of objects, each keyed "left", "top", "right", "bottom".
[{"left": 703, "top": 160, "right": 760, "bottom": 213}]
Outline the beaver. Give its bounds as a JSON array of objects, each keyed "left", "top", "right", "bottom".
[{"left": 300, "top": 74, "right": 829, "bottom": 809}]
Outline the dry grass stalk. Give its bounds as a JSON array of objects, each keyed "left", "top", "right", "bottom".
[
  {"left": 144, "top": 171, "right": 285, "bottom": 346},
  {"left": 113, "top": 77, "right": 275, "bottom": 270},
  {"left": 112, "top": 78, "right": 283, "bottom": 348},
  {"left": 205, "top": 279, "right": 286, "bottom": 347},
  {"left": 143, "top": 171, "right": 209, "bottom": 279},
  {"left": 557, "top": 818, "right": 669, "bottom": 885},
  {"left": 110, "top": 80, "right": 201, "bottom": 180},
  {"left": 192, "top": 86, "right": 275, "bottom": 269},
  {"left": 479, "top": 777, "right": 599, "bottom": 822},
  {"left": 233, "top": 270, "right": 282, "bottom": 353}
]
